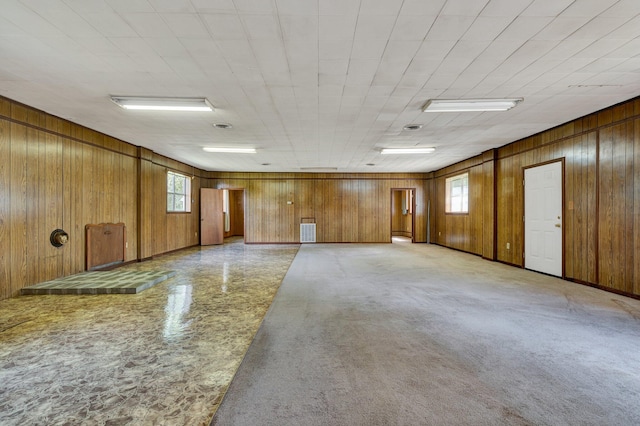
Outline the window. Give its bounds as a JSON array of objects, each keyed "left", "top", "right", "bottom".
[
  {"left": 445, "top": 173, "right": 469, "bottom": 213},
  {"left": 167, "top": 171, "right": 191, "bottom": 212}
]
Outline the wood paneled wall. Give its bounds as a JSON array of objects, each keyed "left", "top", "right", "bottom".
[
  {"left": 207, "top": 173, "right": 430, "bottom": 243},
  {"left": 0, "top": 96, "right": 203, "bottom": 300},
  {"left": 433, "top": 155, "right": 493, "bottom": 258},
  {"left": 432, "top": 96, "right": 640, "bottom": 297}
]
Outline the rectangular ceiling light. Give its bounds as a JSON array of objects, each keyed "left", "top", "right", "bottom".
[
  {"left": 111, "top": 96, "right": 214, "bottom": 111},
  {"left": 381, "top": 148, "right": 435, "bottom": 154},
  {"left": 422, "top": 98, "right": 523, "bottom": 112},
  {"left": 203, "top": 147, "right": 256, "bottom": 154}
]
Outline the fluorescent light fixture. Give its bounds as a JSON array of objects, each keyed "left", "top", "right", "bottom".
[
  {"left": 111, "top": 96, "right": 214, "bottom": 111},
  {"left": 381, "top": 148, "right": 435, "bottom": 154},
  {"left": 203, "top": 147, "right": 256, "bottom": 154},
  {"left": 422, "top": 98, "right": 523, "bottom": 112}
]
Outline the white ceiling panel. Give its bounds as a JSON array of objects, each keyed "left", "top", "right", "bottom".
[{"left": 0, "top": 0, "right": 638, "bottom": 173}]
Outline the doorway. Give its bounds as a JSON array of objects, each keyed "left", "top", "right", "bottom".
[
  {"left": 200, "top": 188, "right": 245, "bottom": 246},
  {"left": 223, "top": 189, "right": 245, "bottom": 240},
  {"left": 524, "top": 161, "right": 563, "bottom": 277},
  {"left": 391, "top": 188, "right": 415, "bottom": 243}
]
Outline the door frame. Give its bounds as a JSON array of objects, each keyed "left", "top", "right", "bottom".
[
  {"left": 223, "top": 188, "right": 246, "bottom": 242},
  {"left": 522, "top": 159, "right": 565, "bottom": 278},
  {"left": 390, "top": 188, "right": 416, "bottom": 243}
]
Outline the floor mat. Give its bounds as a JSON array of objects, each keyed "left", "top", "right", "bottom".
[{"left": 20, "top": 270, "right": 176, "bottom": 295}]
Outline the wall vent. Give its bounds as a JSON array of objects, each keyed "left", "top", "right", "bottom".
[{"left": 300, "top": 223, "right": 316, "bottom": 243}]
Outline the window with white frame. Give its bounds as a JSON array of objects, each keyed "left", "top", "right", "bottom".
[
  {"left": 167, "top": 171, "right": 191, "bottom": 212},
  {"left": 445, "top": 172, "right": 469, "bottom": 213}
]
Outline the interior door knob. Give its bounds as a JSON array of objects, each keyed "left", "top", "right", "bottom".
[{"left": 555, "top": 223, "right": 561, "bottom": 228}]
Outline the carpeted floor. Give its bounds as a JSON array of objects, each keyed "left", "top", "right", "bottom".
[{"left": 212, "top": 243, "right": 640, "bottom": 425}]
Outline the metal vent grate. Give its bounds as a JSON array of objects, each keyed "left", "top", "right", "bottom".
[{"left": 300, "top": 223, "right": 316, "bottom": 243}]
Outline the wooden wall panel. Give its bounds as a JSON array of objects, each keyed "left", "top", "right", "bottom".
[
  {"left": 0, "top": 103, "right": 11, "bottom": 300},
  {"left": 432, "top": 162, "right": 484, "bottom": 256},
  {"left": 210, "top": 174, "right": 430, "bottom": 243},
  {"left": 0, "top": 96, "right": 204, "bottom": 300},
  {"left": 482, "top": 150, "right": 496, "bottom": 259}
]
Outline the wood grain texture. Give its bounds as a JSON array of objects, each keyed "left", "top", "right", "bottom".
[
  {"left": 209, "top": 173, "right": 430, "bottom": 243},
  {"left": 0, "top": 96, "right": 203, "bottom": 299}
]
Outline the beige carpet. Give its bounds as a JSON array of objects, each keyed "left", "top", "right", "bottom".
[{"left": 212, "top": 243, "right": 640, "bottom": 425}]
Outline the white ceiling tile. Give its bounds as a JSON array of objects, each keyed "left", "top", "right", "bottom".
[
  {"left": 280, "top": 15, "right": 318, "bottom": 41},
  {"left": 319, "top": 40, "right": 352, "bottom": 60},
  {"left": 201, "top": 14, "right": 246, "bottom": 40},
  {"left": 72, "top": 36, "right": 124, "bottom": 57},
  {"left": 320, "top": 59, "right": 349, "bottom": 75},
  {"left": 346, "top": 60, "right": 378, "bottom": 86},
  {"left": 2, "top": 1, "right": 66, "bottom": 37},
  {"left": 105, "top": 0, "right": 155, "bottom": 13},
  {"left": 350, "top": 39, "right": 386, "bottom": 59},
  {"left": 1, "top": 0, "right": 638, "bottom": 173},
  {"left": 604, "top": 15, "right": 640, "bottom": 39},
  {"left": 441, "top": 0, "right": 490, "bottom": 16},
  {"left": 83, "top": 13, "right": 138, "bottom": 37},
  {"left": 532, "top": 16, "right": 591, "bottom": 40},
  {"left": 360, "top": 0, "right": 404, "bottom": 15},
  {"left": 354, "top": 15, "right": 397, "bottom": 41},
  {"left": 144, "top": 37, "right": 190, "bottom": 57},
  {"left": 521, "top": 0, "right": 574, "bottom": 17},
  {"left": 600, "top": 0, "right": 640, "bottom": 17},
  {"left": 390, "top": 15, "right": 436, "bottom": 41},
  {"left": 574, "top": 38, "right": 633, "bottom": 59},
  {"left": 497, "top": 16, "right": 554, "bottom": 41},
  {"left": 319, "top": 0, "right": 360, "bottom": 16},
  {"left": 123, "top": 13, "right": 175, "bottom": 37},
  {"left": 108, "top": 37, "right": 157, "bottom": 56},
  {"left": 569, "top": 17, "right": 633, "bottom": 40},
  {"left": 559, "top": 0, "right": 618, "bottom": 17},
  {"left": 233, "top": 0, "right": 275, "bottom": 14},
  {"left": 426, "top": 15, "right": 476, "bottom": 40},
  {"left": 189, "top": 0, "right": 236, "bottom": 13},
  {"left": 461, "top": 16, "right": 515, "bottom": 41},
  {"left": 62, "top": 0, "right": 113, "bottom": 14},
  {"left": 481, "top": 0, "right": 532, "bottom": 17},
  {"left": 242, "top": 15, "right": 282, "bottom": 40},
  {"left": 275, "top": 0, "right": 318, "bottom": 15},
  {"left": 148, "top": 0, "right": 195, "bottom": 13},
  {"left": 162, "top": 14, "right": 209, "bottom": 37},
  {"left": 606, "top": 38, "right": 640, "bottom": 58},
  {"left": 319, "top": 15, "right": 358, "bottom": 40},
  {"left": 400, "top": 0, "right": 447, "bottom": 16}
]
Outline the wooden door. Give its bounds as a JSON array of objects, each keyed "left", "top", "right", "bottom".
[
  {"left": 524, "top": 161, "right": 563, "bottom": 276},
  {"left": 201, "top": 188, "right": 224, "bottom": 245}
]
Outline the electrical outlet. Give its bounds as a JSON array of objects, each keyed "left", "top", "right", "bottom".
[
  {"left": 438, "top": 232, "right": 441, "bottom": 236},
  {"left": 506, "top": 242, "right": 510, "bottom": 250},
  {"left": 195, "top": 232, "right": 198, "bottom": 237},
  {"left": 125, "top": 242, "right": 128, "bottom": 248}
]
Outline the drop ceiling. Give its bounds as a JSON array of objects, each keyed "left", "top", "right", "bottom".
[{"left": 1, "top": 0, "right": 639, "bottom": 173}]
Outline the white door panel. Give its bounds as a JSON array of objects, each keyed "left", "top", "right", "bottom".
[{"left": 524, "top": 162, "right": 562, "bottom": 276}]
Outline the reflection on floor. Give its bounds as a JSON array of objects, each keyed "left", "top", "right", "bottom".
[
  {"left": 391, "top": 236, "right": 412, "bottom": 243},
  {"left": 0, "top": 237, "right": 299, "bottom": 425}
]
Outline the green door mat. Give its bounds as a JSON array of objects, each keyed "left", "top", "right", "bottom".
[{"left": 20, "top": 270, "right": 176, "bottom": 295}]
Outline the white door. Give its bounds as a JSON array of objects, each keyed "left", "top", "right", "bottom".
[{"left": 524, "top": 162, "right": 562, "bottom": 276}]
